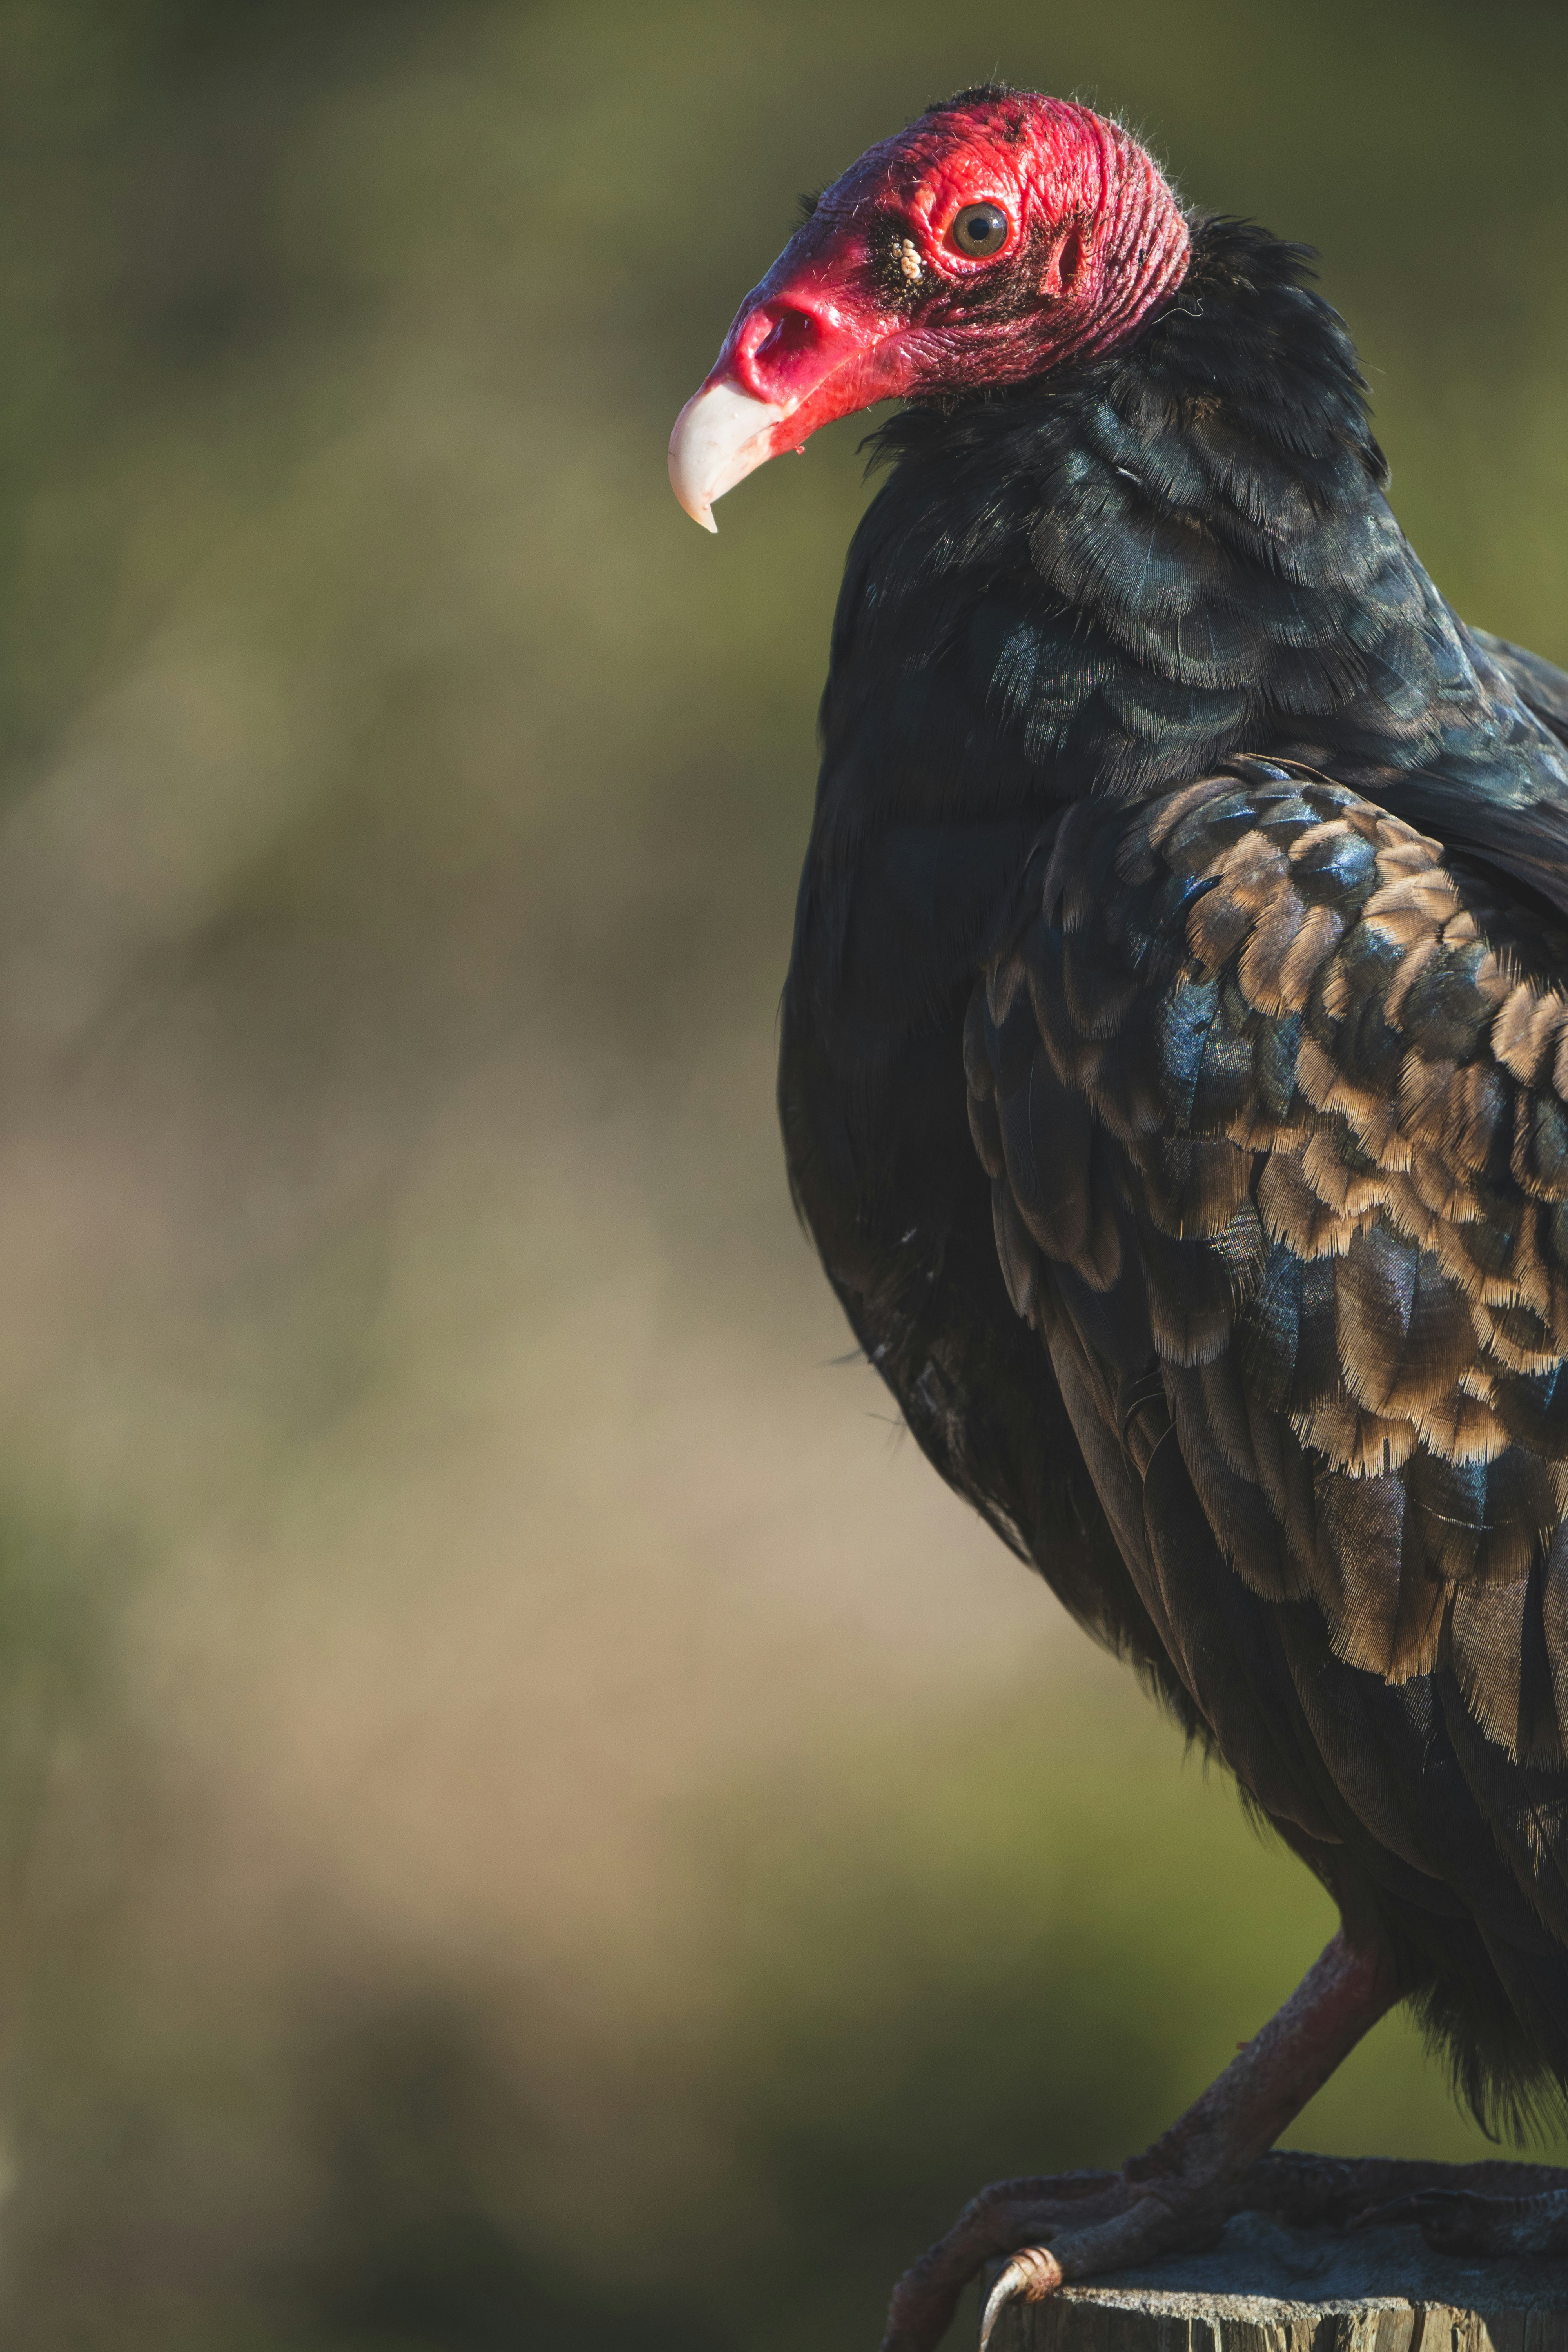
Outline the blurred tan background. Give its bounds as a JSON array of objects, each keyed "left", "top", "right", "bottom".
[{"left": 0, "top": 2, "right": 1563, "bottom": 2345}]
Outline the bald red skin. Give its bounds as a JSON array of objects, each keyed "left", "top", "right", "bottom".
[{"left": 704, "top": 95, "right": 1192, "bottom": 460}]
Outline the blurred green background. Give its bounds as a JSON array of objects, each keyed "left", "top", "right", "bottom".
[{"left": 0, "top": 1, "right": 1562, "bottom": 2346}]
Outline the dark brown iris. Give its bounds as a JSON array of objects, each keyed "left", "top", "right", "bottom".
[{"left": 949, "top": 201, "right": 1009, "bottom": 257}]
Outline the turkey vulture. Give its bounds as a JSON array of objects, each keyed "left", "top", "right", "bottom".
[{"left": 669, "top": 87, "right": 1568, "bottom": 2351}]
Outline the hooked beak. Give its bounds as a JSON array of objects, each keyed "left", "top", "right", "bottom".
[
  {"left": 667, "top": 380, "right": 787, "bottom": 534},
  {"left": 668, "top": 281, "right": 907, "bottom": 533}
]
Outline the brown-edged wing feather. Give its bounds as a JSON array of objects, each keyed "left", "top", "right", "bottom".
[{"left": 974, "top": 758, "right": 1568, "bottom": 1780}]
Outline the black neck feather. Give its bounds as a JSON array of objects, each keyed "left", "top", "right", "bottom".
[{"left": 819, "top": 216, "right": 1565, "bottom": 850}]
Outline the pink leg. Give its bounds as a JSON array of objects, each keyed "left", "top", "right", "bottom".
[{"left": 880, "top": 1931, "right": 1399, "bottom": 2352}]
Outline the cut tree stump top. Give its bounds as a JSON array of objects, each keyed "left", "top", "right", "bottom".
[{"left": 986, "top": 2212, "right": 1568, "bottom": 2352}]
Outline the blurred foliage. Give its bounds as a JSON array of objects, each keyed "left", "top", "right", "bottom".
[{"left": 0, "top": 1, "right": 1557, "bottom": 2347}]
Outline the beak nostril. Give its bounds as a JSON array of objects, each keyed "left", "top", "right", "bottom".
[
  {"left": 733, "top": 303, "right": 835, "bottom": 407},
  {"left": 671, "top": 293, "right": 870, "bottom": 525},
  {"left": 754, "top": 308, "right": 816, "bottom": 361}
]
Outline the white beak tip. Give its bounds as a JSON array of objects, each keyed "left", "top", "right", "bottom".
[
  {"left": 669, "top": 465, "right": 718, "bottom": 532},
  {"left": 668, "top": 379, "right": 786, "bottom": 534}
]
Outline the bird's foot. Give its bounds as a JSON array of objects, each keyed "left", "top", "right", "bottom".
[
  {"left": 880, "top": 2154, "right": 1568, "bottom": 2352},
  {"left": 878, "top": 1933, "right": 1400, "bottom": 2352},
  {"left": 880, "top": 2161, "right": 1233, "bottom": 2352},
  {"left": 974, "top": 2163, "right": 1235, "bottom": 2349},
  {"left": 1352, "top": 2183, "right": 1568, "bottom": 2258}
]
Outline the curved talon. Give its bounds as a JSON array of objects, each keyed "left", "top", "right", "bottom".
[
  {"left": 1346, "top": 2190, "right": 1461, "bottom": 2237},
  {"left": 880, "top": 2178, "right": 1130, "bottom": 2352},
  {"left": 1416, "top": 2194, "right": 1508, "bottom": 2254},
  {"left": 1415, "top": 2189, "right": 1568, "bottom": 2257},
  {"left": 979, "top": 2247, "right": 1064, "bottom": 2352},
  {"left": 1344, "top": 2195, "right": 1419, "bottom": 2233},
  {"left": 1345, "top": 2185, "right": 1568, "bottom": 2258}
]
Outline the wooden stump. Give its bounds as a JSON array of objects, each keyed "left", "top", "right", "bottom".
[{"left": 985, "top": 2211, "right": 1568, "bottom": 2352}]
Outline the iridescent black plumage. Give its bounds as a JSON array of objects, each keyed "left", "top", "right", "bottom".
[{"left": 779, "top": 215, "right": 1568, "bottom": 2130}]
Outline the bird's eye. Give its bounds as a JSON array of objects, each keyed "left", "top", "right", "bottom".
[{"left": 949, "top": 202, "right": 1009, "bottom": 257}]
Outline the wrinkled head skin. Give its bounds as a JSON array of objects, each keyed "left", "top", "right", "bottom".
[{"left": 669, "top": 85, "right": 1192, "bottom": 530}]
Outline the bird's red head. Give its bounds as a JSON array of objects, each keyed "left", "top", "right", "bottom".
[{"left": 669, "top": 87, "right": 1191, "bottom": 530}]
